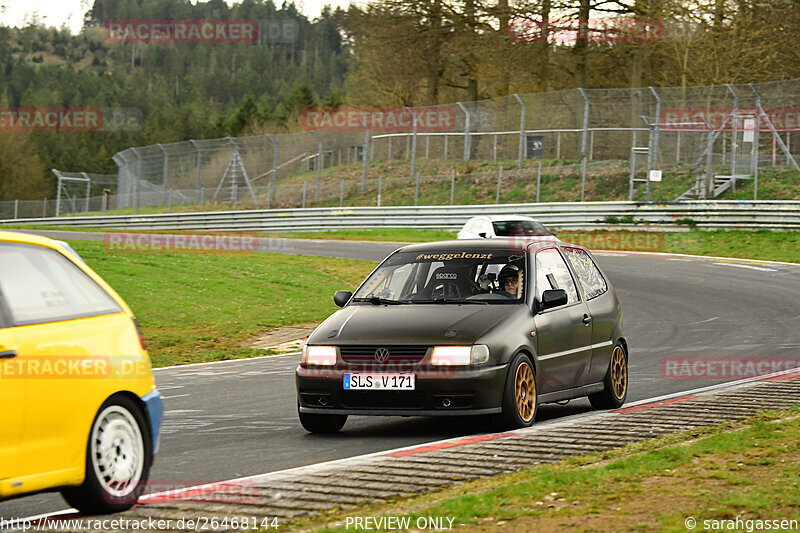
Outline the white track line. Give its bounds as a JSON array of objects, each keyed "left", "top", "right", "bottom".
[{"left": 711, "top": 262, "right": 777, "bottom": 272}]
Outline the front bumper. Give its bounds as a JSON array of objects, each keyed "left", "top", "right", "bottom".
[
  {"left": 141, "top": 389, "right": 163, "bottom": 455},
  {"left": 296, "top": 364, "right": 508, "bottom": 417}
]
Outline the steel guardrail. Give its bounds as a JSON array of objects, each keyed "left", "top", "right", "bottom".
[{"left": 2, "top": 201, "right": 800, "bottom": 232}]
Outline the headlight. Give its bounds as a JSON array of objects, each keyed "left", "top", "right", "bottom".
[
  {"left": 430, "top": 345, "right": 490, "bottom": 366},
  {"left": 302, "top": 345, "right": 338, "bottom": 366}
]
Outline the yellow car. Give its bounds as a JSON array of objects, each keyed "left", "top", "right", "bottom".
[{"left": 0, "top": 231, "right": 162, "bottom": 514}]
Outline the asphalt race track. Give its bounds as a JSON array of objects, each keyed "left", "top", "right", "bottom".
[{"left": 3, "top": 231, "right": 800, "bottom": 519}]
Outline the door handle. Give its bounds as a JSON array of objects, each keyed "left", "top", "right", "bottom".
[
  {"left": 0, "top": 350, "right": 17, "bottom": 359},
  {"left": 582, "top": 314, "right": 592, "bottom": 326}
]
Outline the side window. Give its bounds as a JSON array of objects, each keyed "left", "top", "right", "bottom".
[
  {"left": 562, "top": 247, "right": 608, "bottom": 300},
  {"left": 0, "top": 243, "right": 122, "bottom": 326},
  {"left": 535, "top": 248, "right": 579, "bottom": 305}
]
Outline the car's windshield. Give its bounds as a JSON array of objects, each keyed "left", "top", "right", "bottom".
[
  {"left": 492, "top": 220, "right": 549, "bottom": 236},
  {"left": 352, "top": 249, "right": 526, "bottom": 304}
]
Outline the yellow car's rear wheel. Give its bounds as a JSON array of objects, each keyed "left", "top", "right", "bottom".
[{"left": 62, "top": 395, "right": 152, "bottom": 514}]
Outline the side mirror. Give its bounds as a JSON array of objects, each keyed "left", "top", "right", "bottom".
[
  {"left": 539, "top": 289, "right": 568, "bottom": 311},
  {"left": 333, "top": 290, "right": 352, "bottom": 307}
]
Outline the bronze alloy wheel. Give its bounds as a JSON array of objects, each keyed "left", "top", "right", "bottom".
[
  {"left": 515, "top": 362, "right": 536, "bottom": 422},
  {"left": 610, "top": 345, "right": 627, "bottom": 400}
]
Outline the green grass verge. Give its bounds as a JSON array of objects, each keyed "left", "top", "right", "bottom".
[
  {"left": 66, "top": 240, "right": 375, "bottom": 367},
  {"left": 293, "top": 407, "right": 800, "bottom": 532}
]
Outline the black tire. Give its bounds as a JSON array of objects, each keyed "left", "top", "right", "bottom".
[
  {"left": 499, "top": 353, "right": 538, "bottom": 429},
  {"left": 298, "top": 405, "right": 347, "bottom": 434},
  {"left": 61, "top": 395, "right": 152, "bottom": 514},
  {"left": 588, "top": 341, "right": 628, "bottom": 409}
]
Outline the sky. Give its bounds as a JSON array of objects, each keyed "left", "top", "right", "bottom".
[{"left": 0, "top": 0, "right": 353, "bottom": 34}]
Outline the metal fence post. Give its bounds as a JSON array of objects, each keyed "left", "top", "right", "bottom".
[
  {"left": 266, "top": 134, "right": 278, "bottom": 207},
  {"left": 514, "top": 94, "right": 526, "bottom": 169},
  {"left": 556, "top": 131, "right": 562, "bottom": 159},
  {"left": 340, "top": 179, "right": 344, "bottom": 207},
  {"left": 493, "top": 134, "right": 498, "bottom": 161},
  {"left": 750, "top": 84, "right": 761, "bottom": 200},
  {"left": 496, "top": 166, "right": 503, "bottom": 203},
  {"left": 131, "top": 147, "right": 142, "bottom": 214},
  {"left": 377, "top": 175, "right": 382, "bottom": 207},
  {"left": 157, "top": 143, "right": 168, "bottom": 197},
  {"left": 425, "top": 135, "right": 430, "bottom": 159},
  {"left": 13, "top": 199, "right": 18, "bottom": 219},
  {"left": 444, "top": 135, "right": 448, "bottom": 160},
  {"left": 408, "top": 108, "right": 418, "bottom": 178},
  {"left": 388, "top": 136, "right": 392, "bottom": 159},
  {"left": 536, "top": 161, "right": 542, "bottom": 203},
  {"left": 42, "top": 197, "right": 47, "bottom": 218},
  {"left": 450, "top": 168, "right": 455, "bottom": 205},
  {"left": 414, "top": 173, "right": 420, "bottom": 205},
  {"left": 190, "top": 139, "right": 202, "bottom": 199},
  {"left": 312, "top": 131, "right": 323, "bottom": 202},
  {"left": 362, "top": 118, "right": 370, "bottom": 192},
  {"left": 578, "top": 88, "right": 590, "bottom": 202},
  {"left": 649, "top": 87, "right": 662, "bottom": 168},
  {"left": 456, "top": 102, "right": 471, "bottom": 161},
  {"left": 302, "top": 181, "right": 307, "bottom": 208},
  {"left": 726, "top": 85, "right": 740, "bottom": 177},
  {"left": 82, "top": 172, "right": 91, "bottom": 213}
]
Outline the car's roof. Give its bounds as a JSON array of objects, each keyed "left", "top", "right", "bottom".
[
  {"left": 398, "top": 238, "right": 567, "bottom": 254},
  {"left": 0, "top": 230, "right": 61, "bottom": 249}
]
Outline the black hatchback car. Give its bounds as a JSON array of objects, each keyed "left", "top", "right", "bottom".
[{"left": 296, "top": 239, "right": 627, "bottom": 433}]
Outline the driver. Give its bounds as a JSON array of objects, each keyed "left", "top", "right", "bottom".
[{"left": 497, "top": 264, "right": 522, "bottom": 299}]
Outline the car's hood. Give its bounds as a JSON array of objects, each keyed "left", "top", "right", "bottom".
[{"left": 309, "top": 303, "right": 521, "bottom": 345}]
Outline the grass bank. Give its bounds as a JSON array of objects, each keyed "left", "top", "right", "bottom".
[{"left": 294, "top": 408, "right": 800, "bottom": 532}]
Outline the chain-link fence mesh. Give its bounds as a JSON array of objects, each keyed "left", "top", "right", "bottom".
[{"left": 3, "top": 78, "right": 800, "bottom": 220}]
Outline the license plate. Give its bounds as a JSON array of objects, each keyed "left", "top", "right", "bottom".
[{"left": 344, "top": 373, "right": 415, "bottom": 390}]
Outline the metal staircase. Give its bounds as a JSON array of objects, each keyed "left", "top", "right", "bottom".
[{"left": 676, "top": 174, "right": 752, "bottom": 201}]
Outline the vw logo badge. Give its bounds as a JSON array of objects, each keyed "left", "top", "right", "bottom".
[{"left": 374, "top": 348, "right": 390, "bottom": 362}]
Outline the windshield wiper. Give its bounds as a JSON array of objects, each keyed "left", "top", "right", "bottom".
[
  {"left": 411, "top": 298, "right": 487, "bottom": 305},
  {"left": 352, "top": 296, "right": 406, "bottom": 305}
]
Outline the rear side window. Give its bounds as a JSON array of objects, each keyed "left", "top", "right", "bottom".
[
  {"left": 535, "top": 248, "right": 579, "bottom": 305},
  {"left": 0, "top": 243, "right": 122, "bottom": 326},
  {"left": 562, "top": 247, "right": 608, "bottom": 300}
]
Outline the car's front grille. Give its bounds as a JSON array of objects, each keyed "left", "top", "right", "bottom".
[
  {"left": 339, "top": 345, "right": 428, "bottom": 364},
  {"left": 341, "top": 391, "right": 426, "bottom": 409}
]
